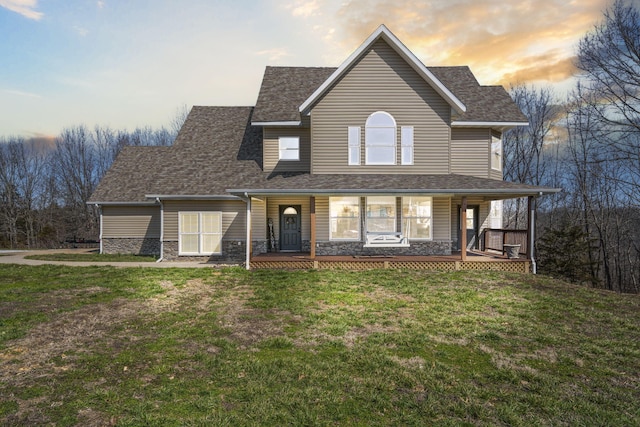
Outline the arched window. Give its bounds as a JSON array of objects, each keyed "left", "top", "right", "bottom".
[{"left": 365, "top": 111, "right": 396, "bottom": 165}]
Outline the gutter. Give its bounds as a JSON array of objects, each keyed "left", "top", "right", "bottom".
[{"left": 226, "top": 188, "right": 562, "bottom": 197}]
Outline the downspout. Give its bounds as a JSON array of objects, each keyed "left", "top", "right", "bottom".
[
  {"left": 245, "top": 192, "right": 252, "bottom": 271},
  {"left": 95, "top": 204, "right": 103, "bottom": 254},
  {"left": 529, "top": 196, "right": 537, "bottom": 274},
  {"left": 156, "top": 197, "right": 164, "bottom": 262}
]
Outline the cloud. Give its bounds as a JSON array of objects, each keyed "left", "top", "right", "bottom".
[
  {"left": 3, "top": 88, "right": 42, "bottom": 99},
  {"left": 329, "top": 0, "right": 610, "bottom": 87},
  {"left": 0, "top": 0, "right": 43, "bottom": 20},
  {"left": 286, "top": 0, "right": 321, "bottom": 17},
  {"left": 97, "top": 0, "right": 105, "bottom": 8},
  {"left": 255, "top": 48, "right": 291, "bottom": 62}
]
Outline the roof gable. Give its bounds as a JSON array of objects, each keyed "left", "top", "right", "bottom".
[{"left": 299, "top": 25, "right": 466, "bottom": 116}]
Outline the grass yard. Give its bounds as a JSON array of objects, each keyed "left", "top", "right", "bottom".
[
  {"left": 24, "top": 252, "right": 157, "bottom": 262},
  {"left": 0, "top": 265, "right": 639, "bottom": 426}
]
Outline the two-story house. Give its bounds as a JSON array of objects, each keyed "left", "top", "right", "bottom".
[{"left": 89, "top": 25, "right": 559, "bottom": 269}]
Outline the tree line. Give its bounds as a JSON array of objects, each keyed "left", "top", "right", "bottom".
[
  {"left": 0, "top": 116, "right": 185, "bottom": 250},
  {"left": 504, "top": 0, "right": 640, "bottom": 293}
]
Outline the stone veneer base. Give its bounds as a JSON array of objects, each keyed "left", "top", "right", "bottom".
[
  {"left": 315, "top": 240, "right": 452, "bottom": 256},
  {"left": 102, "top": 238, "right": 161, "bottom": 256},
  {"left": 162, "top": 240, "right": 267, "bottom": 263}
]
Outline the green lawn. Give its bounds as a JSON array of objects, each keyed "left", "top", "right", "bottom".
[
  {"left": 24, "top": 252, "right": 157, "bottom": 262},
  {"left": 1, "top": 265, "right": 638, "bottom": 426}
]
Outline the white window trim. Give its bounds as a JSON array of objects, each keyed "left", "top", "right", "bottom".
[
  {"left": 278, "top": 136, "right": 300, "bottom": 161},
  {"left": 401, "top": 126, "right": 414, "bottom": 165},
  {"left": 329, "top": 197, "right": 361, "bottom": 241},
  {"left": 178, "top": 211, "right": 223, "bottom": 255},
  {"left": 365, "top": 196, "right": 397, "bottom": 235},
  {"left": 365, "top": 111, "right": 396, "bottom": 165},
  {"left": 491, "top": 135, "right": 502, "bottom": 171},
  {"left": 348, "top": 126, "right": 361, "bottom": 165},
  {"left": 402, "top": 197, "right": 433, "bottom": 241}
]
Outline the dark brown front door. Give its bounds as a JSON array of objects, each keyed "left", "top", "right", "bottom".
[{"left": 280, "top": 205, "right": 301, "bottom": 252}]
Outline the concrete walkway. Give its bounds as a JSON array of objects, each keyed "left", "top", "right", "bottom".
[{"left": 0, "top": 249, "right": 234, "bottom": 268}]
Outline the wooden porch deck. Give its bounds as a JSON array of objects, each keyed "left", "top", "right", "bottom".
[{"left": 251, "top": 251, "right": 531, "bottom": 273}]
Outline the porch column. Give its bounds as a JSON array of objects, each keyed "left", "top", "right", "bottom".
[
  {"left": 245, "top": 196, "right": 252, "bottom": 270},
  {"left": 461, "top": 197, "right": 467, "bottom": 261},
  {"left": 528, "top": 196, "right": 536, "bottom": 274},
  {"left": 310, "top": 196, "right": 316, "bottom": 258}
]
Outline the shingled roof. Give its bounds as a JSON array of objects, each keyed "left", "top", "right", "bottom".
[
  {"left": 89, "top": 106, "right": 264, "bottom": 203},
  {"left": 252, "top": 65, "right": 526, "bottom": 125},
  {"left": 252, "top": 66, "right": 336, "bottom": 123}
]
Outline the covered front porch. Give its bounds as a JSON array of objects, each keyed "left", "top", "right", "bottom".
[{"left": 250, "top": 250, "right": 532, "bottom": 273}]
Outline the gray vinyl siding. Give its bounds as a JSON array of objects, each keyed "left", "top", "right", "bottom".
[
  {"left": 450, "top": 128, "right": 490, "bottom": 178},
  {"left": 266, "top": 197, "right": 311, "bottom": 241},
  {"left": 311, "top": 39, "right": 451, "bottom": 174},
  {"left": 316, "top": 197, "right": 330, "bottom": 241},
  {"left": 433, "top": 197, "right": 451, "bottom": 241},
  {"left": 102, "top": 206, "right": 160, "bottom": 239},
  {"left": 263, "top": 117, "right": 311, "bottom": 173},
  {"left": 163, "top": 200, "right": 246, "bottom": 241},
  {"left": 251, "top": 198, "right": 267, "bottom": 239}
]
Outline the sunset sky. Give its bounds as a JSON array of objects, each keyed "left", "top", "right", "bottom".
[{"left": 0, "top": 0, "right": 615, "bottom": 139}]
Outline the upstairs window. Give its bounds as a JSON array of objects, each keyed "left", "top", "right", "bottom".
[
  {"left": 401, "top": 126, "right": 414, "bottom": 165},
  {"left": 279, "top": 136, "right": 300, "bottom": 161},
  {"left": 365, "top": 112, "right": 396, "bottom": 165},
  {"left": 348, "top": 126, "right": 361, "bottom": 165},
  {"left": 491, "top": 135, "right": 502, "bottom": 171}
]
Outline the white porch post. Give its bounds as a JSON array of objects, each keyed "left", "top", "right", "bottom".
[
  {"left": 245, "top": 195, "right": 252, "bottom": 270},
  {"left": 528, "top": 196, "right": 537, "bottom": 274},
  {"left": 461, "top": 197, "right": 467, "bottom": 261}
]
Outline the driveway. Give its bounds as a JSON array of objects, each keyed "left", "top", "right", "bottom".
[{"left": 0, "top": 249, "right": 230, "bottom": 268}]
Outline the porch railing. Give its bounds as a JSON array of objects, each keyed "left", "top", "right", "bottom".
[{"left": 483, "top": 228, "right": 529, "bottom": 258}]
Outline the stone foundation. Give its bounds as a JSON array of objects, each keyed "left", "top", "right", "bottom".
[
  {"left": 102, "top": 238, "right": 160, "bottom": 256},
  {"left": 162, "top": 240, "right": 267, "bottom": 263},
  {"left": 315, "top": 240, "right": 452, "bottom": 256}
]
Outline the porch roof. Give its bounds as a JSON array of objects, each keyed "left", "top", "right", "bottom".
[{"left": 228, "top": 173, "right": 560, "bottom": 199}]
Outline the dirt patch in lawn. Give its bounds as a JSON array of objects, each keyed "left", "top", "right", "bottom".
[{"left": 0, "top": 279, "right": 218, "bottom": 424}]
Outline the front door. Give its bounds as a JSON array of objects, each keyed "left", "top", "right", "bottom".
[
  {"left": 279, "top": 205, "right": 301, "bottom": 252},
  {"left": 458, "top": 205, "right": 480, "bottom": 250}
]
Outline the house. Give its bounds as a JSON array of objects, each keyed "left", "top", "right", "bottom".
[{"left": 89, "top": 25, "right": 560, "bottom": 270}]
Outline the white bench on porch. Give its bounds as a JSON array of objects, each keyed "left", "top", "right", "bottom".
[{"left": 364, "top": 232, "right": 410, "bottom": 248}]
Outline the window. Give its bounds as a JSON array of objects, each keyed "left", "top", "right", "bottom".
[
  {"left": 366, "top": 196, "right": 396, "bottom": 234},
  {"left": 279, "top": 136, "right": 300, "bottom": 161},
  {"left": 179, "top": 212, "right": 222, "bottom": 255},
  {"left": 401, "top": 126, "right": 414, "bottom": 165},
  {"left": 489, "top": 200, "right": 503, "bottom": 228},
  {"left": 365, "top": 111, "right": 396, "bottom": 165},
  {"left": 330, "top": 197, "right": 360, "bottom": 240},
  {"left": 491, "top": 135, "right": 502, "bottom": 170},
  {"left": 348, "top": 126, "right": 361, "bottom": 165},
  {"left": 402, "top": 197, "right": 432, "bottom": 240}
]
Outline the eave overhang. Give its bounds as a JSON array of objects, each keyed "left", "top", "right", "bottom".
[
  {"left": 299, "top": 25, "right": 466, "bottom": 116},
  {"left": 250, "top": 121, "right": 302, "bottom": 127},
  {"left": 227, "top": 188, "right": 561, "bottom": 198},
  {"left": 87, "top": 201, "right": 157, "bottom": 206},
  {"left": 452, "top": 121, "right": 529, "bottom": 131},
  {"left": 145, "top": 194, "right": 242, "bottom": 201}
]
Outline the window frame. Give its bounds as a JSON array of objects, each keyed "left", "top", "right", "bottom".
[
  {"left": 348, "top": 126, "right": 361, "bottom": 165},
  {"left": 401, "top": 126, "right": 414, "bottom": 165},
  {"left": 365, "top": 111, "right": 396, "bottom": 165},
  {"left": 329, "top": 197, "right": 361, "bottom": 241},
  {"left": 491, "top": 135, "right": 502, "bottom": 171},
  {"left": 178, "top": 211, "right": 223, "bottom": 255},
  {"left": 365, "top": 196, "right": 397, "bottom": 235},
  {"left": 401, "top": 196, "right": 433, "bottom": 241},
  {"left": 278, "top": 136, "right": 300, "bottom": 161}
]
